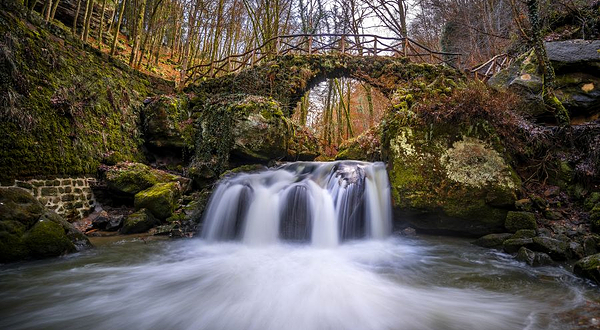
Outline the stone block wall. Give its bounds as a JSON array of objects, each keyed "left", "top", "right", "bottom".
[{"left": 1, "top": 177, "right": 97, "bottom": 221}]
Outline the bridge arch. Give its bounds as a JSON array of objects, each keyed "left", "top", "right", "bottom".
[{"left": 188, "top": 54, "right": 463, "bottom": 116}]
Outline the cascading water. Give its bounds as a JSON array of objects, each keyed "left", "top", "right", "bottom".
[
  {"left": 1, "top": 161, "right": 599, "bottom": 330},
  {"left": 201, "top": 161, "right": 392, "bottom": 246}
]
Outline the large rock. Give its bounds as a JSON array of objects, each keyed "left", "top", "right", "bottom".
[
  {"left": 103, "top": 162, "right": 183, "bottom": 196},
  {"left": 530, "top": 237, "right": 569, "bottom": 260},
  {"left": 335, "top": 127, "right": 381, "bottom": 161},
  {"left": 574, "top": 253, "right": 600, "bottom": 284},
  {"left": 516, "top": 247, "right": 552, "bottom": 267},
  {"left": 229, "top": 96, "right": 289, "bottom": 161},
  {"left": 472, "top": 233, "right": 512, "bottom": 249},
  {"left": 0, "top": 187, "right": 45, "bottom": 227},
  {"left": 0, "top": 187, "right": 91, "bottom": 263},
  {"left": 505, "top": 211, "right": 537, "bottom": 232},
  {"left": 142, "top": 94, "right": 193, "bottom": 152},
  {"left": 489, "top": 41, "right": 600, "bottom": 121},
  {"left": 120, "top": 208, "right": 161, "bottom": 234},
  {"left": 384, "top": 123, "right": 520, "bottom": 236},
  {"left": 134, "top": 182, "right": 181, "bottom": 220}
]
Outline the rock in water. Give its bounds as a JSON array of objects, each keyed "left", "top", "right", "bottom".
[
  {"left": 121, "top": 209, "right": 161, "bottom": 234},
  {"left": 0, "top": 187, "right": 92, "bottom": 263},
  {"left": 574, "top": 254, "right": 600, "bottom": 284}
]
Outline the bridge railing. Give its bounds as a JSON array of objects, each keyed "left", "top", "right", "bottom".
[
  {"left": 469, "top": 53, "right": 512, "bottom": 82},
  {"left": 186, "top": 33, "right": 462, "bottom": 82}
]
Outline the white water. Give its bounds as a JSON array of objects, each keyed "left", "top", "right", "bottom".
[
  {"left": 201, "top": 161, "right": 392, "bottom": 246},
  {"left": 1, "top": 161, "right": 598, "bottom": 330}
]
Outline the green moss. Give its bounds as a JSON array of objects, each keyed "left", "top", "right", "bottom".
[
  {"left": 505, "top": 211, "right": 537, "bottom": 232},
  {"left": 134, "top": 182, "right": 180, "bottom": 220},
  {"left": 121, "top": 208, "right": 160, "bottom": 234},
  {"left": 584, "top": 192, "right": 600, "bottom": 211},
  {"left": 23, "top": 219, "right": 75, "bottom": 258},
  {"left": 105, "top": 162, "right": 177, "bottom": 195},
  {"left": 0, "top": 220, "right": 29, "bottom": 263},
  {"left": 0, "top": 9, "right": 172, "bottom": 183}
]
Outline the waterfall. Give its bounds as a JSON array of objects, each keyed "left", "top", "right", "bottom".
[{"left": 201, "top": 161, "right": 392, "bottom": 246}]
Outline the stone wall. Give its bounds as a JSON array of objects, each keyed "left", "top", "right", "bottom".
[{"left": 1, "top": 177, "right": 97, "bottom": 221}]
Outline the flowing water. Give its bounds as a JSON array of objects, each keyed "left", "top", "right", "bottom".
[{"left": 1, "top": 161, "right": 599, "bottom": 330}]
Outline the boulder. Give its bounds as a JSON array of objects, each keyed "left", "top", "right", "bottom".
[
  {"left": 591, "top": 205, "right": 600, "bottom": 233},
  {"left": 287, "top": 125, "right": 321, "bottom": 161},
  {"left": 0, "top": 187, "right": 91, "bottom": 263},
  {"left": 23, "top": 219, "right": 76, "bottom": 259},
  {"left": 104, "top": 162, "right": 179, "bottom": 196},
  {"left": 516, "top": 247, "right": 553, "bottom": 267},
  {"left": 120, "top": 209, "right": 160, "bottom": 234},
  {"left": 142, "top": 94, "right": 193, "bottom": 151},
  {"left": 574, "top": 253, "right": 600, "bottom": 284},
  {"left": 134, "top": 182, "right": 181, "bottom": 220},
  {"left": 505, "top": 211, "right": 537, "bottom": 232},
  {"left": 384, "top": 123, "right": 520, "bottom": 236},
  {"left": 489, "top": 41, "right": 600, "bottom": 122},
  {"left": 0, "top": 187, "right": 44, "bottom": 227},
  {"left": 472, "top": 233, "right": 513, "bottom": 249},
  {"left": 335, "top": 127, "right": 381, "bottom": 161},
  {"left": 530, "top": 237, "right": 569, "bottom": 260},
  {"left": 510, "top": 229, "right": 537, "bottom": 239},
  {"left": 503, "top": 238, "right": 534, "bottom": 254},
  {"left": 584, "top": 192, "right": 600, "bottom": 211},
  {"left": 229, "top": 96, "right": 289, "bottom": 162}
]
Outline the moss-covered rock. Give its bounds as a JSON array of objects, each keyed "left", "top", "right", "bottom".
[
  {"left": 472, "top": 233, "right": 513, "bottom": 249},
  {"left": 573, "top": 253, "right": 600, "bottom": 284},
  {"left": 134, "top": 182, "right": 181, "bottom": 220},
  {"left": 0, "top": 187, "right": 44, "bottom": 227},
  {"left": 584, "top": 192, "right": 600, "bottom": 211},
  {"left": 511, "top": 229, "right": 537, "bottom": 239},
  {"left": 503, "top": 238, "right": 534, "bottom": 254},
  {"left": 142, "top": 94, "right": 194, "bottom": 152},
  {"left": 589, "top": 204, "right": 600, "bottom": 233},
  {"left": 335, "top": 126, "right": 381, "bottom": 161},
  {"left": 0, "top": 187, "right": 90, "bottom": 262},
  {"left": 505, "top": 211, "right": 537, "bottom": 232},
  {"left": 531, "top": 237, "right": 569, "bottom": 260},
  {"left": 104, "top": 162, "right": 179, "bottom": 196},
  {"left": 516, "top": 247, "right": 553, "bottom": 267},
  {"left": 120, "top": 208, "right": 161, "bottom": 234},
  {"left": 287, "top": 125, "right": 321, "bottom": 161},
  {"left": 384, "top": 121, "right": 520, "bottom": 236},
  {"left": 23, "top": 218, "right": 75, "bottom": 259}
]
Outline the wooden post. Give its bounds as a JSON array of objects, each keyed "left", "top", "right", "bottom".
[
  {"left": 251, "top": 49, "right": 256, "bottom": 67},
  {"left": 373, "top": 36, "right": 377, "bottom": 56},
  {"left": 308, "top": 35, "right": 313, "bottom": 55},
  {"left": 341, "top": 35, "right": 345, "bottom": 54}
]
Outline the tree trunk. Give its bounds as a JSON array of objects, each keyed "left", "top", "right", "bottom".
[
  {"left": 83, "top": 0, "right": 95, "bottom": 42},
  {"left": 72, "top": 0, "right": 82, "bottom": 35},
  {"left": 110, "top": 0, "right": 126, "bottom": 56},
  {"left": 129, "top": 0, "right": 148, "bottom": 67},
  {"left": 97, "top": 0, "right": 108, "bottom": 45},
  {"left": 527, "top": 0, "right": 570, "bottom": 126},
  {"left": 50, "top": 0, "right": 60, "bottom": 21}
]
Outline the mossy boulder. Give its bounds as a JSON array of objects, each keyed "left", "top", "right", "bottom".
[
  {"left": 573, "top": 253, "right": 600, "bottom": 284},
  {"left": 584, "top": 192, "right": 600, "bottom": 210},
  {"left": 134, "top": 182, "right": 181, "bottom": 220},
  {"left": 503, "top": 238, "right": 534, "bottom": 254},
  {"left": 1, "top": 187, "right": 90, "bottom": 262},
  {"left": 511, "top": 229, "right": 537, "bottom": 239},
  {"left": 0, "top": 187, "right": 44, "bottom": 227},
  {"left": 383, "top": 122, "right": 520, "bottom": 236},
  {"left": 589, "top": 204, "right": 600, "bottom": 233},
  {"left": 472, "top": 233, "right": 513, "bottom": 249},
  {"left": 531, "top": 237, "right": 569, "bottom": 260},
  {"left": 142, "top": 94, "right": 194, "bottom": 152},
  {"left": 505, "top": 211, "right": 537, "bottom": 232},
  {"left": 516, "top": 247, "right": 553, "bottom": 267},
  {"left": 23, "top": 218, "right": 75, "bottom": 259},
  {"left": 120, "top": 208, "right": 161, "bottom": 234},
  {"left": 103, "top": 162, "right": 179, "bottom": 196},
  {"left": 287, "top": 125, "right": 320, "bottom": 161},
  {"left": 229, "top": 96, "right": 289, "bottom": 161},
  {"left": 335, "top": 127, "right": 381, "bottom": 161},
  {"left": 489, "top": 41, "right": 600, "bottom": 122}
]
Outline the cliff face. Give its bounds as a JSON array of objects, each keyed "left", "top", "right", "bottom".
[{"left": 0, "top": 3, "right": 173, "bottom": 184}]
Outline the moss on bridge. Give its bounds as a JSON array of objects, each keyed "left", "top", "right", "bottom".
[{"left": 187, "top": 54, "right": 463, "bottom": 115}]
